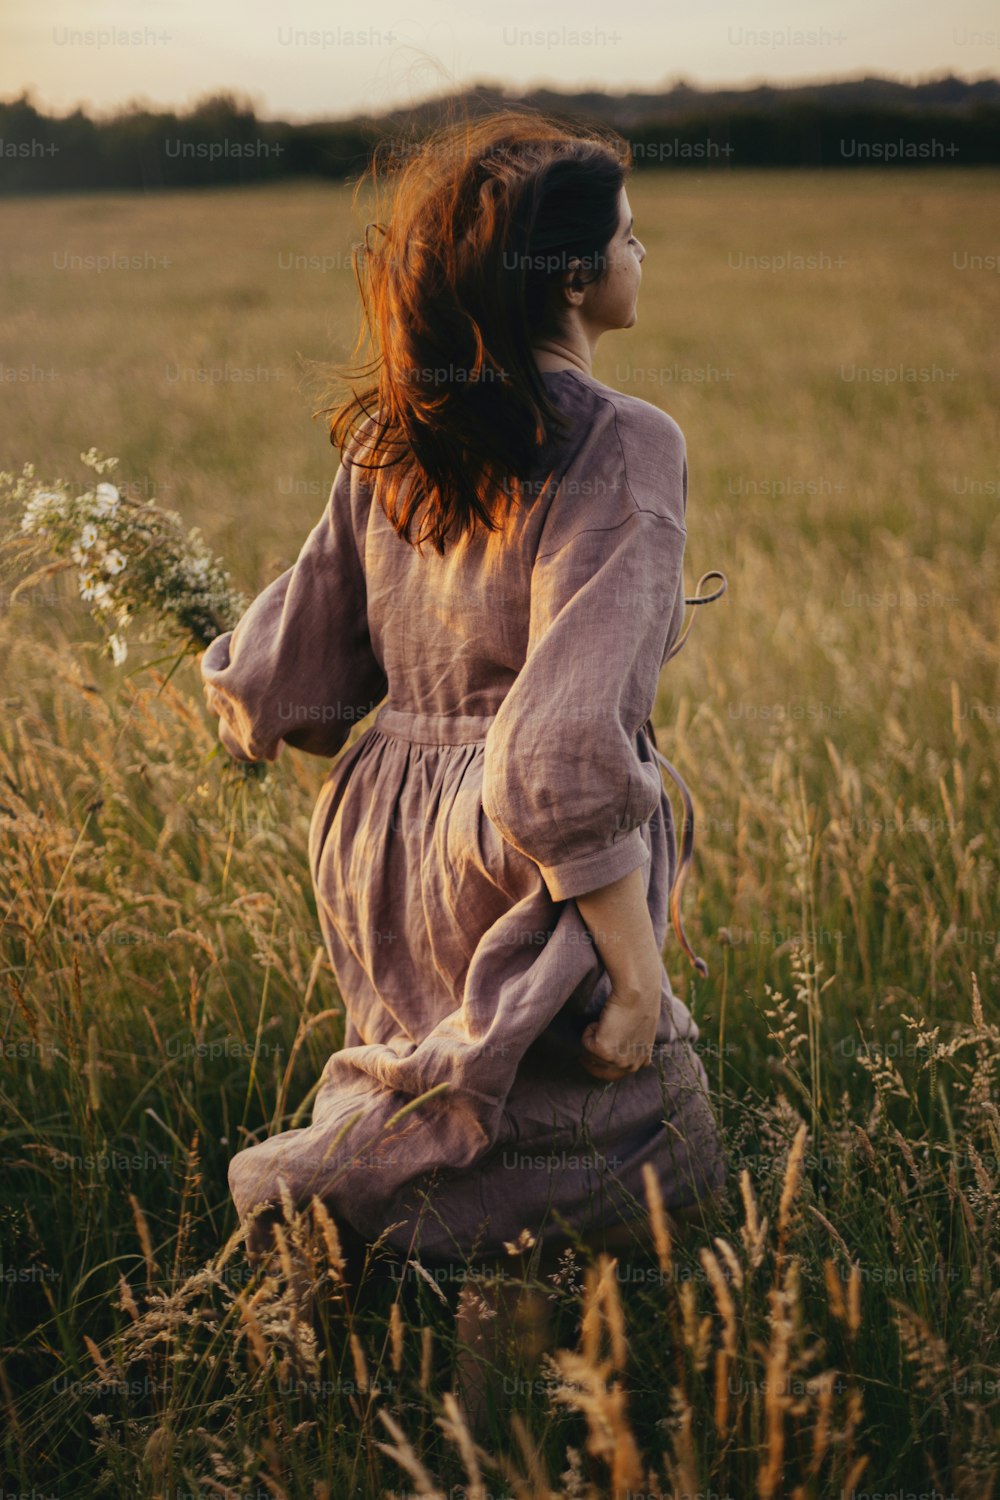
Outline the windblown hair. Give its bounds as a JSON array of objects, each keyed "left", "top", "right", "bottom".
[{"left": 315, "top": 107, "right": 632, "bottom": 556}]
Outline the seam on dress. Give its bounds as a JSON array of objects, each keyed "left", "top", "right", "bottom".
[
  {"left": 554, "top": 368, "right": 686, "bottom": 524},
  {"left": 533, "top": 378, "right": 686, "bottom": 558},
  {"left": 535, "top": 507, "right": 686, "bottom": 563}
]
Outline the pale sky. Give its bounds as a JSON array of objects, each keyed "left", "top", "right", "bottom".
[{"left": 3, "top": 0, "right": 998, "bottom": 122}]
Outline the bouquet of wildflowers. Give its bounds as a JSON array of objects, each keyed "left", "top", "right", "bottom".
[
  {"left": 3, "top": 448, "right": 247, "bottom": 663},
  {"left": 1, "top": 448, "right": 264, "bottom": 780}
]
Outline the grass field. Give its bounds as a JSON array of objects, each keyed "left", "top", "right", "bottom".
[{"left": 1, "top": 169, "right": 998, "bottom": 1498}]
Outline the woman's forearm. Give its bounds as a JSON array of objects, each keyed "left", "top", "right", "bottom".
[{"left": 573, "top": 863, "right": 663, "bottom": 999}]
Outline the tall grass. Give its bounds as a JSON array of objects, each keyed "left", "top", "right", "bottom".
[{"left": 1, "top": 169, "right": 998, "bottom": 1497}]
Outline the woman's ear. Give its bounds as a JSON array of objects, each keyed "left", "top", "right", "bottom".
[{"left": 562, "top": 257, "right": 585, "bottom": 299}]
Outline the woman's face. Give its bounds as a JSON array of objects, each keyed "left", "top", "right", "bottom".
[{"left": 582, "top": 185, "right": 646, "bottom": 333}]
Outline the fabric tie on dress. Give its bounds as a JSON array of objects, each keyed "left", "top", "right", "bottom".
[{"left": 643, "top": 568, "right": 728, "bottom": 981}]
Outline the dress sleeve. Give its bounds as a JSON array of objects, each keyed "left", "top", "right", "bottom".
[
  {"left": 482, "top": 406, "right": 688, "bottom": 902},
  {"left": 199, "top": 451, "right": 388, "bottom": 763}
]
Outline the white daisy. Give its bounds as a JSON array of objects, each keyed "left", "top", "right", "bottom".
[
  {"left": 80, "top": 522, "right": 99, "bottom": 549},
  {"left": 93, "top": 483, "right": 120, "bottom": 517},
  {"left": 108, "top": 633, "right": 128, "bottom": 665},
  {"left": 80, "top": 574, "right": 110, "bottom": 602},
  {"left": 103, "top": 548, "right": 127, "bottom": 575}
]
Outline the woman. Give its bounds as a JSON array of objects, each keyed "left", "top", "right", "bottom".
[{"left": 200, "top": 111, "right": 728, "bottom": 1310}]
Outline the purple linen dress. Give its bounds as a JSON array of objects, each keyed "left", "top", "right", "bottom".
[{"left": 201, "top": 367, "right": 728, "bottom": 1263}]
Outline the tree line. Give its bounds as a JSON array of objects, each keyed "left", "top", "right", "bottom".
[{"left": 1, "top": 80, "right": 998, "bottom": 194}]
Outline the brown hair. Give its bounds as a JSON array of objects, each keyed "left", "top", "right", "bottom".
[{"left": 314, "top": 106, "right": 632, "bottom": 556}]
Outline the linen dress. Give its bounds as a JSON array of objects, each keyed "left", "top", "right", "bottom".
[{"left": 201, "top": 366, "right": 728, "bottom": 1265}]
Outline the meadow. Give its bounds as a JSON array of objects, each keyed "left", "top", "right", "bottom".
[{"left": 0, "top": 168, "right": 998, "bottom": 1497}]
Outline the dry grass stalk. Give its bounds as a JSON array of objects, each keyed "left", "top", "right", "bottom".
[
  {"left": 349, "top": 1330, "right": 371, "bottom": 1395},
  {"left": 756, "top": 1276, "right": 794, "bottom": 1499},
  {"left": 419, "top": 1324, "right": 434, "bottom": 1393},
  {"left": 375, "top": 1406, "right": 447, "bottom": 1498},
  {"left": 127, "top": 1191, "right": 158, "bottom": 1288},
  {"left": 85, "top": 1021, "right": 101, "bottom": 1112},
  {"left": 549, "top": 1349, "right": 644, "bottom": 1497},
  {"left": 234, "top": 1294, "right": 270, "bottom": 1371},
  {"left": 389, "top": 1299, "right": 405, "bottom": 1376},
  {"left": 642, "top": 1164, "right": 692, "bottom": 1403},
  {"left": 845, "top": 1261, "right": 861, "bottom": 1338},
  {"left": 607, "top": 1403, "right": 647, "bottom": 1500},
  {"left": 678, "top": 1280, "right": 712, "bottom": 1372},
  {"left": 545, "top": 1260, "right": 646, "bottom": 1496},
  {"left": 890, "top": 1299, "right": 951, "bottom": 1413},
  {"left": 171, "top": 1127, "right": 202, "bottom": 1289},
  {"left": 713, "top": 1235, "right": 744, "bottom": 1290},
  {"left": 5, "top": 973, "right": 40, "bottom": 1048},
  {"left": 308, "top": 1194, "right": 348, "bottom": 1285},
  {"left": 508, "top": 1408, "right": 560, "bottom": 1499},
  {"left": 579, "top": 1264, "right": 603, "bottom": 1366},
  {"left": 641, "top": 1161, "right": 674, "bottom": 1279},
  {"left": 436, "top": 1389, "right": 487, "bottom": 1499},
  {"left": 661, "top": 1385, "right": 700, "bottom": 1500},
  {"left": 822, "top": 1257, "right": 846, "bottom": 1323},
  {"left": 775, "top": 1122, "right": 809, "bottom": 1276},
  {"left": 83, "top": 1333, "right": 113, "bottom": 1381},
  {"left": 807, "top": 1367, "right": 835, "bottom": 1477},
  {"left": 806, "top": 1204, "right": 852, "bottom": 1261},
  {"left": 739, "top": 1169, "right": 768, "bottom": 1272},
  {"left": 269, "top": 1218, "right": 308, "bottom": 1336},
  {"left": 596, "top": 1255, "right": 628, "bottom": 1372},
  {"left": 842, "top": 1390, "right": 870, "bottom": 1493},
  {"left": 116, "top": 1272, "right": 141, "bottom": 1324},
  {"left": 851, "top": 1123, "right": 878, "bottom": 1172},
  {"left": 700, "top": 1245, "right": 738, "bottom": 1437}
]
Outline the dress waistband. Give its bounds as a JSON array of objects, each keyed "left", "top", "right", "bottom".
[{"left": 373, "top": 705, "right": 499, "bottom": 745}]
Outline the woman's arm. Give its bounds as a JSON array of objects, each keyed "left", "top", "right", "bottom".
[
  {"left": 200, "top": 452, "right": 387, "bottom": 763},
  {"left": 574, "top": 864, "right": 664, "bottom": 1079},
  {"left": 574, "top": 863, "right": 662, "bottom": 1000}
]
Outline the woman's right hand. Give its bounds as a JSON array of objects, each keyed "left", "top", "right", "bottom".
[{"left": 578, "top": 974, "right": 662, "bottom": 1082}]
